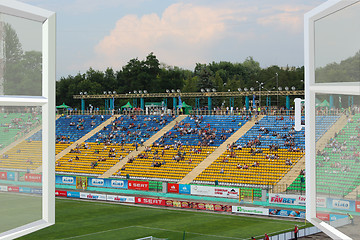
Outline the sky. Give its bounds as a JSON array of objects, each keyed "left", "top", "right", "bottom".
[{"left": 19, "top": 0, "right": 326, "bottom": 79}]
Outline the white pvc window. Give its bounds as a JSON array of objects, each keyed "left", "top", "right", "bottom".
[
  {"left": 0, "top": 0, "right": 55, "bottom": 239},
  {"left": 305, "top": 1, "right": 360, "bottom": 239}
]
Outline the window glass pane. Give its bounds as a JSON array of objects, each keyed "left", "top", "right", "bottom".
[
  {"left": 314, "top": 2, "right": 360, "bottom": 83},
  {"left": 0, "top": 13, "right": 42, "bottom": 96},
  {"left": 315, "top": 93, "right": 359, "bottom": 239},
  {"left": 0, "top": 106, "right": 42, "bottom": 233}
]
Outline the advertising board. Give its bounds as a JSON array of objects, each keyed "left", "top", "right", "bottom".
[
  {"left": 55, "top": 190, "right": 67, "bottom": 197},
  {"left": 19, "top": 187, "right": 32, "bottom": 193},
  {"left": 31, "top": 188, "right": 42, "bottom": 194},
  {"left": 232, "top": 206, "right": 269, "bottom": 216},
  {"left": 190, "top": 185, "right": 239, "bottom": 199},
  {"left": 67, "top": 191, "right": 80, "bottom": 198},
  {"left": 326, "top": 198, "right": 356, "bottom": 212},
  {"left": 80, "top": 192, "right": 106, "bottom": 200},
  {"left": 356, "top": 201, "right": 360, "bottom": 213},
  {"left": 86, "top": 178, "right": 128, "bottom": 189},
  {"left": 0, "top": 172, "right": 7, "bottom": 180},
  {"left": 135, "top": 197, "right": 165, "bottom": 206},
  {"left": 269, "top": 209, "right": 305, "bottom": 218},
  {"left": 329, "top": 214, "right": 348, "bottom": 222},
  {"left": 106, "top": 195, "right": 135, "bottom": 203},
  {"left": 24, "top": 173, "right": 42, "bottom": 183},
  {"left": 179, "top": 184, "right": 191, "bottom": 194},
  {"left": 7, "top": 186, "right": 19, "bottom": 192},
  {"left": 316, "top": 213, "right": 330, "bottom": 221},
  {"left": 167, "top": 183, "right": 179, "bottom": 193},
  {"left": 269, "top": 193, "right": 306, "bottom": 206},
  {"left": 128, "top": 180, "right": 149, "bottom": 191},
  {"left": 0, "top": 185, "right": 7, "bottom": 191},
  {"left": 7, "top": 172, "right": 15, "bottom": 181},
  {"left": 110, "top": 179, "right": 128, "bottom": 189},
  {"left": 56, "top": 175, "right": 76, "bottom": 185}
]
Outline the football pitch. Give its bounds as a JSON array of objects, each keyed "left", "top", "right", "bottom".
[{"left": 17, "top": 198, "right": 310, "bottom": 240}]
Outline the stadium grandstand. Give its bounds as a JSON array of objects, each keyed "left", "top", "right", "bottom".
[{"left": 1, "top": 105, "right": 359, "bottom": 239}]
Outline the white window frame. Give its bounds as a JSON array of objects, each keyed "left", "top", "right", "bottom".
[
  {"left": 0, "top": 0, "right": 55, "bottom": 239},
  {"left": 304, "top": 0, "right": 359, "bottom": 239}
]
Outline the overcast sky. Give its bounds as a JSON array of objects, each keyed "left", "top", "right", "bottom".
[{"left": 20, "top": 0, "right": 326, "bottom": 79}]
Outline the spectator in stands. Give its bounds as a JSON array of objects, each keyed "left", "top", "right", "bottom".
[{"left": 220, "top": 168, "right": 224, "bottom": 174}]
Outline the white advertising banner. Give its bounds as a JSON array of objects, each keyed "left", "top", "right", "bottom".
[
  {"left": 191, "top": 185, "right": 239, "bottom": 199},
  {"left": 106, "top": 194, "right": 135, "bottom": 203},
  {"left": 80, "top": 192, "right": 106, "bottom": 201},
  {"left": 232, "top": 206, "right": 269, "bottom": 216},
  {"left": 0, "top": 185, "right": 7, "bottom": 192}
]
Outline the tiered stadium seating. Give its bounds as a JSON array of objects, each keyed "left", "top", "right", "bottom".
[
  {"left": 113, "top": 145, "right": 216, "bottom": 181},
  {"left": 56, "top": 115, "right": 111, "bottom": 143},
  {"left": 0, "top": 140, "right": 42, "bottom": 170},
  {"left": 0, "top": 112, "right": 41, "bottom": 149},
  {"left": 56, "top": 143, "right": 71, "bottom": 155},
  {"left": 194, "top": 148, "right": 304, "bottom": 186},
  {"left": 55, "top": 143, "right": 135, "bottom": 175},
  {"left": 156, "top": 115, "right": 248, "bottom": 146},
  {"left": 235, "top": 116, "right": 304, "bottom": 149},
  {"left": 316, "top": 114, "right": 360, "bottom": 196},
  {"left": 86, "top": 115, "right": 173, "bottom": 144},
  {"left": 315, "top": 115, "right": 340, "bottom": 141}
]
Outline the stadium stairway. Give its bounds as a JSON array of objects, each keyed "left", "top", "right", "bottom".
[
  {"left": 178, "top": 115, "right": 263, "bottom": 184},
  {"left": 100, "top": 115, "right": 187, "bottom": 178},
  {"left": 315, "top": 114, "right": 348, "bottom": 151},
  {"left": 346, "top": 184, "right": 360, "bottom": 200},
  {"left": 272, "top": 114, "right": 348, "bottom": 193},
  {"left": 33, "top": 115, "right": 118, "bottom": 173}
]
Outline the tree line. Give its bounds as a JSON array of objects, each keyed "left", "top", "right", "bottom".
[{"left": 57, "top": 53, "right": 305, "bottom": 109}]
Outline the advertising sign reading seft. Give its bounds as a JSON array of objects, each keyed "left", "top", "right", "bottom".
[
  {"left": 135, "top": 197, "right": 165, "bottom": 206},
  {"left": 128, "top": 180, "right": 149, "bottom": 191},
  {"left": 24, "top": 173, "right": 42, "bottom": 182}
]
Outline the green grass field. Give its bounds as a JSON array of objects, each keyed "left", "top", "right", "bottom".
[
  {"left": 0, "top": 192, "right": 41, "bottom": 233},
  {"left": 18, "top": 198, "right": 310, "bottom": 240}
]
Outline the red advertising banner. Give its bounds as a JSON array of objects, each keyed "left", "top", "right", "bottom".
[
  {"left": 181, "top": 201, "right": 190, "bottom": 209},
  {"left": 25, "top": 173, "right": 42, "bottom": 182},
  {"left": 55, "top": 190, "right": 67, "bottom": 197},
  {"left": 172, "top": 200, "right": 181, "bottom": 208},
  {"left": 205, "top": 203, "right": 215, "bottom": 211},
  {"left": 317, "top": 213, "right": 330, "bottom": 221},
  {"left": 166, "top": 200, "right": 173, "bottom": 207},
  {"left": 135, "top": 197, "right": 165, "bottom": 206},
  {"left": 0, "top": 172, "right": 7, "bottom": 180},
  {"left": 128, "top": 181, "right": 149, "bottom": 191},
  {"left": 8, "top": 186, "right": 19, "bottom": 192},
  {"left": 197, "top": 203, "right": 206, "bottom": 210},
  {"left": 214, "top": 204, "right": 224, "bottom": 211},
  {"left": 356, "top": 201, "right": 360, "bottom": 213},
  {"left": 167, "top": 183, "right": 179, "bottom": 193}
]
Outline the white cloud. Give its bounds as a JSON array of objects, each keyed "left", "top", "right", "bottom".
[
  {"left": 90, "top": 3, "right": 248, "bottom": 69},
  {"left": 257, "top": 4, "right": 314, "bottom": 33}
]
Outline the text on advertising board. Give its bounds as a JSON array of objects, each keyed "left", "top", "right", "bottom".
[
  {"left": 135, "top": 197, "right": 165, "bottom": 206},
  {"left": 167, "top": 183, "right": 179, "bottom": 193},
  {"left": 25, "top": 173, "right": 42, "bottom": 182},
  {"left": 128, "top": 180, "right": 149, "bottom": 191}
]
